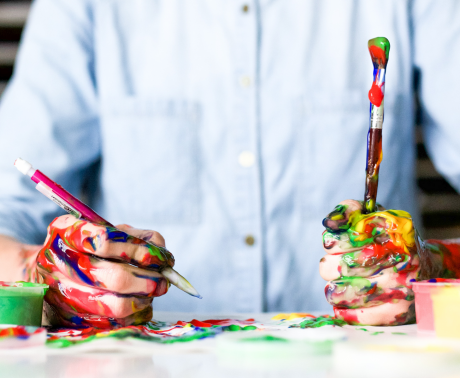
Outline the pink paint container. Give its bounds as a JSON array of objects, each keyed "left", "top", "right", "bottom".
[{"left": 413, "top": 279, "right": 460, "bottom": 334}]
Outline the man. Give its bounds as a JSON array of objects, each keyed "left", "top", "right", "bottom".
[{"left": 0, "top": 0, "right": 459, "bottom": 326}]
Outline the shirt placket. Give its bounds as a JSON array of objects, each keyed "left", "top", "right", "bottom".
[{"left": 231, "top": 0, "right": 263, "bottom": 313}]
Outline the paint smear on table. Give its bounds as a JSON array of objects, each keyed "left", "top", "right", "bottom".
[
  {"left": 42, "top": 313, "right": 343, "bottom": 348},
  {"left": 0, "top": 314, "right": 346, "bottom": 349}
]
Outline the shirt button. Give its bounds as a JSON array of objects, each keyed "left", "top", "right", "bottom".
[
  {"left": 238, "top": 151, "right": 255, "bottom": 167},
  {"left": 239, "top": 76, "right": 251, "bottom": 88},
  {"left": 242, "top": 4, "right": 249, "bottom": 13},
  {"left": 245, "top": 235, "right": 255, "bottom": 246}
]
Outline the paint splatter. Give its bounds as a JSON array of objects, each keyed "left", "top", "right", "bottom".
[
  {"left": 0, "top": 326, "right": 43, "bottom": 339},
  {"left": 0, "top": 313, "right": 326, "bottom": 348},
  {"left": 371, "top": 332, "right": 384, "bottom": 336},
  {"left": 240, "top": 335, "right": 289, "bottom": 343},
  {"left": 290, "top": 316, "right": 347, "bottom": 329}
]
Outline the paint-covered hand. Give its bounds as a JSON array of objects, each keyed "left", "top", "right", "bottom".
[
  {"left": 35, "top": 215, "right": 174, "bottom": 328},
  {"left": 320, "top": 200, "right": 420, "bottom": 326}
]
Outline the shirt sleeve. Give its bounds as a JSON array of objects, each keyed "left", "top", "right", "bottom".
[
  {"left": 0, "top": 0, "right": 100, "bottom": 244},
  {"left": 412, "top": 0, "right": 460, "bottom": 191}
]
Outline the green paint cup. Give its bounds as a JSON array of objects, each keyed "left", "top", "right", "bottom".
[{"left": 0, "top": 282, "right": 48, "bottom": 326}]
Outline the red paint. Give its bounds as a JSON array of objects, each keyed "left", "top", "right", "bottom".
[
  {"left": 366, "top": 285, "right": 377, "bottom": 296},
  {"left": 203, "top": 318, "right": 256, "bottom": 326},
  {"left": 190, "top": 319, "right": 213, "bottom": 328},
  {"left": 0, "top": 326, "right": 30, "bottom": 338},
  {"left": 368, "top": 82, "right": 384, "bottom": 107},
  {"left": 425, "top": 240, "right": 460, "bottom": 278},
  {"left": 334, "top": 308, "right": 360, "bottom": 325},
  {"left": 369, "top": 45, "right": 387, "bottom": 66},
  {"left": 175, "top": 318, "right": 256, "bottom": 328},
  {"left": 175, "top": 319, "right": 213, "bottom": 328}
]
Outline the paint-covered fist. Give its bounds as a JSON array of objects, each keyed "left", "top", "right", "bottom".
[
  {"left": 35, "top": 215, "right": 174, "bottom": 328},
  {"left": 320, "top": 199, "right": 420, "bottom": 326}
]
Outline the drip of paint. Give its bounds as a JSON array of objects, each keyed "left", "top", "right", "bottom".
[{"left": 368, "top": 82, "right": 384, "bottom": 107}]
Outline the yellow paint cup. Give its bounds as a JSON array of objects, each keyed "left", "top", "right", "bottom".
[{"left": 432, "top": 286, "right": 460, "bottom": 338}]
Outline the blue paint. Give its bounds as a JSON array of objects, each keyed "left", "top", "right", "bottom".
[{"left": 51, "top": 236, "right": 94, "bottom": 286}]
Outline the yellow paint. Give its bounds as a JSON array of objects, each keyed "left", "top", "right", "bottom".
[
  {"left": 271, "top": 313, "right": 315, "bottom": 320},
  {"left": 349, "top": 209, "right": 415, "bottom": 253},
  {"left": 97, "top": 300, "right": 105, "bottom": 315},
  {"left": 330, "top": 214, "right": 344, "bottom": 221},
  {"left": 432, "top": 287, "right": 460, "bottom": 339}
]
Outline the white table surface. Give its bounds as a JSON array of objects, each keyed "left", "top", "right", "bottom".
[{"left": 0, "top": 311, "right": 459, "bottom": 378}]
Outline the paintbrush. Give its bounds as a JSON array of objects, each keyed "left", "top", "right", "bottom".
[
  {"left": 364, "top": 37, "right": 390, "bottom": 214},
  {"left": 14, "top": 158, "right": 202, "bottom": 299}
]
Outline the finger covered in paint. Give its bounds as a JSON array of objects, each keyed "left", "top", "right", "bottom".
[
  {"left": 322, "top": 199, "right": 362, "bottom": 232},
  {"left": 48, "top": 215, "right": 174, "bottom": 269},
  {"left": 37, "top": 247, "right": 168, "bottom": 295},
  {"left": 320, "top": 245, "right": 417, "bottom": 281},
  {"left": 325, "top": 268, "right": 417, "bottom": 309},
  {"left": 334, "top": 301, "right": 415, "bottom": 326}
]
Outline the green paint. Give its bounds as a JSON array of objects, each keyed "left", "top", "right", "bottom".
[
  {"left": 371, "top": 332, "right": 384, "bottom": 335},
  {"left": 46, "top": 320, "right": 262, "bottom": 349},
  {"left": 391, "top": 332, "right": 407, "bottom": 335},
  {"left": 47, "top": 327, "right": 219, "bottom": 349},
  {"left": 292, "top": 316, "right": 347, "bottom": 329},
  {"left": 365, "top": 199, "right": 376, "bottom": 215},
  {"left": 323, "top": 204, "right": 350, "bottom": 231},
  {"left": 357, "top": 328, "right": 368, "bottom": 332},
  {"left": 0, "top": 283, "right": 48, "bottom": 326},
  {"left": 228, "top": 325, "right": 242, "bottom": 331},
  {"left": 145, "top": 243, "right": 166, "bottom": 261},
  {"left": 240, "top": 335, "right": 289, "bottom": 343}
]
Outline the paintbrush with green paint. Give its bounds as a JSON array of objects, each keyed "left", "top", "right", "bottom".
[{"left": 363, "top": 37, "right": 390, "bottom": 214}]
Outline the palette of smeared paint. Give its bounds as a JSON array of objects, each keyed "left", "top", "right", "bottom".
[{"left": 0, "top": 313, "right": 342, "bottom": 349}]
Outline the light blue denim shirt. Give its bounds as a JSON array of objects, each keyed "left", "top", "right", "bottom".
[{"left": 1, "top": 0, "right": 460, "bottom": 312}]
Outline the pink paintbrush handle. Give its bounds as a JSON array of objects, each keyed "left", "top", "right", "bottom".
[{"left": 31, "top": 169, "right": 113, "bottom": 227}]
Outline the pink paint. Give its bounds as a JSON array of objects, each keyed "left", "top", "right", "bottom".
[{"left": 413, "top": 279, "right": 460, "bottom": 334}]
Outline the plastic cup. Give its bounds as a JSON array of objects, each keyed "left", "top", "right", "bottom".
[
  {"left": 412, "top": 279, "right": 460, "bottom": 334},
  {"left": 432, "top": 285, "right": 460, "bottom": 338},
  {"left": 0, "top": 282, "right": 48, "bottom": 326}
]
